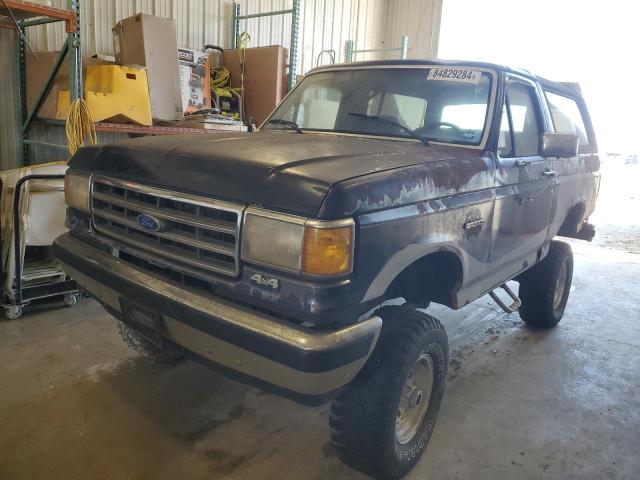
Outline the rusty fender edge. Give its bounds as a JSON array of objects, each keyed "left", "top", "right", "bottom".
[{"left": 54, "top": 233, "right": 382, "bottom": 397}]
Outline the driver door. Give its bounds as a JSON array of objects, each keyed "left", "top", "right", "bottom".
[{"left": 489, "top": 77, "right": 555, "bottom": 279}]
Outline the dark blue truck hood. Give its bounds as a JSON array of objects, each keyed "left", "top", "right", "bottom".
[{"left": 70, "top": 131, "right": 485, "bottom": 219}]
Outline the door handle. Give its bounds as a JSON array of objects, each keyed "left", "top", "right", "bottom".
[
  {"left": 514, "top": 159, "right": 530, "bottom": 167},
  {"left": 542, "top": 169, "right": 556, "bottom": 177}
]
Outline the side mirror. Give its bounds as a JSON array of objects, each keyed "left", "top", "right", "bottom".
[{"left": 541, "top": 132, "right": 579, "bottom": 158}]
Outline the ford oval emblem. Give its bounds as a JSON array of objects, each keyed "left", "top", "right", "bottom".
[{"left": 136, "top": 213, "right": 161, "bottom": 232}]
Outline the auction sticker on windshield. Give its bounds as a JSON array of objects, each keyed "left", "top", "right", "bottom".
[{"left": 427, "top": 67, "right": 481, "bottom": 84}]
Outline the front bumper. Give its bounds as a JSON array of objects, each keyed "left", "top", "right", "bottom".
[{"left": 54, "top": 233, "right": 381, "bottom": 398}]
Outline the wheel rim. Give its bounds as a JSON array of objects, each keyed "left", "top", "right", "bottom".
[
  {"left": 553, "top": 261, "right": 568, "bottom": 311},
  {"left": 396, "top": 353, "right": 434, "bottom": 445}
]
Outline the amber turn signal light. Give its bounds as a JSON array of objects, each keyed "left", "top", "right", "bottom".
[{"left": 301, "top": 224, "right": 354, "bottom": 276}]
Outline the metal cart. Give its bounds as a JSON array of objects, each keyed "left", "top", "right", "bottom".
[{"left": 0, "top": 172, "right": 81, "bottom": 319}]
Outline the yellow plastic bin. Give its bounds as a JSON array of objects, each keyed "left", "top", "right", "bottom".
[{"left": 57, "top": 65, "right": 152, "bottom": 125}]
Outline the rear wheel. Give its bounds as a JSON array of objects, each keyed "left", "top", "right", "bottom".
[
  {"left": 116, "top": 321, "right": 183, "bottom": 363},
  {"left": 330, "top": 306, "right": 448, "bottom": 478},
  {"left": 518, "top": 240, "right": 573, "bottom": 329}
]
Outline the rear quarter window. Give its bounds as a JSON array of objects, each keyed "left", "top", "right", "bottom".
[{"left": 544, "top": 91, "right": 591, "bottom": 152}]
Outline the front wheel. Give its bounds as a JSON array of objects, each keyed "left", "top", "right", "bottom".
[
  {"left": 518, "top": 240, "right": 573, "bottom": 329},
  {"left": 330, "top": 306, "right": 448, "bottom": 478}
]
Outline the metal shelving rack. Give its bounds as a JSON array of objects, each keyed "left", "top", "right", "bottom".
[
  {"left": 231, "top": 0, "right": 301, "bottom": 90},
  {"left": 3, "top": 1, "right": 224, "bottom": 163},
  {"left": 0, "top": 0, "right": 82, "bottom": 167},
  {"left": 345, "top": 34, "right": 409, "bottom": 63},
  {"left": 0, "top": 2, "right": 82, "bottom": 317}
]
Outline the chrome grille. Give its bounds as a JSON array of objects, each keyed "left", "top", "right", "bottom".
[{"left": 91, "top": 176, "right": 243, "bottom": 277}]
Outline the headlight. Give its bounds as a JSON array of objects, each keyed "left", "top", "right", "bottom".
[
  {"left": 64, "top": 170, "right": 91, "bottom": 212},
  {"left": 242, "top": 209, "right": 306, "bottom": 272},
  {"left": 242, "top": 208, "right": 354, "bottom": 276}
]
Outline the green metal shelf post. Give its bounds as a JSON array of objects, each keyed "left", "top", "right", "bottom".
[
  {"left": 231, "top": 0, "right": 301, "bottom": 91},
  {"left": 288, "top": 0, "right": 300, "bottom": 89},
  {"left": 400, "top": 34, "right": 409, "bottom": 60},
  {"left": 231, "top": 3, "right": 241, "bottom": 49},
  {"left": 4, "top": 0, "right": 82, "bottom": 166},
  {"left": 16, "top": 32, "right": 28, "bottom": 165},
  {"left": 345, "top": 34, "right": 409, "bottom": 63},
  {"left": 68, "top": 0, "right": 82, "bottom": 101}
]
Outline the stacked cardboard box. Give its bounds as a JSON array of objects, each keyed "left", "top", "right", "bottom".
[
  {"left": 26, "top": 13, "right": 289, "bottom": 129},
  {"left": 25, "top": 54, "right": 114, "bottom": 120},
  {"left": 25, "top": 52, "right": 70, "bottom": 120},
  {"left": 112, "top": 13, "right": 183, "bottom": 122},
  {"left": 222, "top": 46, "right": 288, "bottom": 125}
]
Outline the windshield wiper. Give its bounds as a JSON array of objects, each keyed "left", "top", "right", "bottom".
[
  {"left": 347, "top": 112, "right": 429, "bottom": 145},
  {"left": 265, "top": 118, "right": 303, "bottom": 133}
]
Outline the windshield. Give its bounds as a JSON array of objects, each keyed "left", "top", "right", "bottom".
[{"left": 263, "top": 67, "right": 494, "bottom": 146}]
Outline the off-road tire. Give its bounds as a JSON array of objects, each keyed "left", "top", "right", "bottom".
[
  {"left": 518, "top": 240, "right": 573, "bottom": 329},
  {"left": 329, "top": 306, "right": 448, "bottom": 479},
  {"left": 116, "top": 321, "right": 183, "bottom": 363}
]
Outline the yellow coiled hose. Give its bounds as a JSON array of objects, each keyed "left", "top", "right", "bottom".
[{"left": 65, "top": 98, "right": 97, "bottom": 155}]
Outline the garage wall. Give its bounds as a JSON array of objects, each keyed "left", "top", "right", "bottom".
[
  {"left": 0, "top": 0, "right": 442, "bottom": 170},
  {"left": 382, "top": 0, "right": 442, "bottom": 59},
  {"left": 19, "top": 0, "right": 390, "bottom": 73}
]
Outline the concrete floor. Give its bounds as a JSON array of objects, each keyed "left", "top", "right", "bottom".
[{"left": 1, "top": 240, "right": 638, "bottom": 480}]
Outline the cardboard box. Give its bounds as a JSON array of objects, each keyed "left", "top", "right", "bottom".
[
  {"left": 178, "top": 48, "right": 211, "bottom": 114},
  {"left": 112, "top": 13, "right": 183, "bottom": 121},
  {"left": 26, "top": 52, "right": 115, "bottom": 120},
  {"left": 222, "top": 46, "right": 288, "bottom": 125},
  {"left": 26, "top": 52, "right": 69, "bottom": 120}
]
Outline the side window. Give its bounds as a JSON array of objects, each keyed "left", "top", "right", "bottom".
[
  {"left": 505, "top": 82, "right": 542, "bottom": 157},
  {"left": 544, "top": 91, "right": 590, "bottom": 151},
  {"left": 498, "top": 106, "right": 513, "bottom": 156},
  {"left": 367, "top": 93, "right": 427, "bottom": 130}
]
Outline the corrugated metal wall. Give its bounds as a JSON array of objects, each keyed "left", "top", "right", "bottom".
[
  {"left": 0, "top": 0, "right": 442, "bottom": 170},
  {"left": 20, "top": 0, "right": 391, "bottom": 71},
  {"left": 383, "top": 0, "right": 442, "bottom": 59}
]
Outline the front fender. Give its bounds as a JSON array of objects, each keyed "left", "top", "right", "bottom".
[
  {"left": 361, "top": 242, "right": 466, "bottom": 304},
  {"left": 351, "top": 196, "right": 495, "bottom": 308}
]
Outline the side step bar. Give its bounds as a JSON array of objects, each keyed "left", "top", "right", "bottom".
[{"left": 489, "top": 283, "right": 521, "bottom": 314}]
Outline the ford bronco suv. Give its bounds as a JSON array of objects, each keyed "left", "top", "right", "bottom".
[{"left": 55, "top": 60, "right": 600, "bottom": 478}]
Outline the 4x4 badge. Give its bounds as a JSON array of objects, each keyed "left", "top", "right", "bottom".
[{"left": 250, "top": 273, "right": 280, "bottom": 290}]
